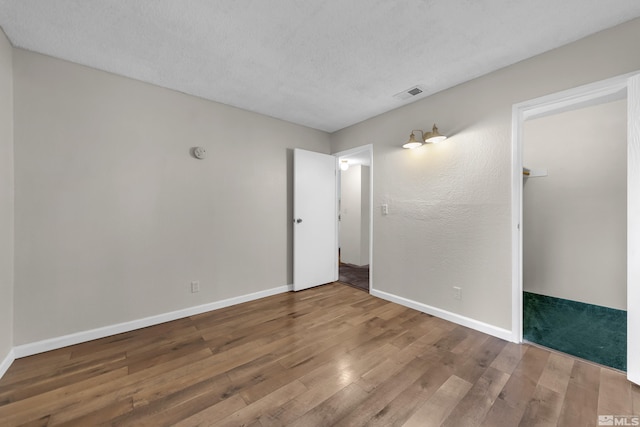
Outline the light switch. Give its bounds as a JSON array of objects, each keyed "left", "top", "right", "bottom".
[{"left": 381, "top": 204, "right": 389, "bottom": 215}]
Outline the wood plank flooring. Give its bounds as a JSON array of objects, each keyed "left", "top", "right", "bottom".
[{"left": 0, "top": 282, "right": 638, "bottom": 426}]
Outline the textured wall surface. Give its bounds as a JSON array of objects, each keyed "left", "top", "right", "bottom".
[
  {"left": 0, "top": 28, "right": 14, "bottom": 361},
  {"left": 331, "top": 18, "right": 640, "bottom": 331},
  {"left": 523, "top": 100, "right": 627, "bottom": 310},
  {"left": 12, "top": 50, "right": 330, "bottom": 345}
]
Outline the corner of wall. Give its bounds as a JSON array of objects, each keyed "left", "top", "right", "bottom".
[
  {"left": 0, "top": 25, "right": 15, "bottom": 380},
  {"left": 0, "top": 349, "right": 14, "bottom": 379}
]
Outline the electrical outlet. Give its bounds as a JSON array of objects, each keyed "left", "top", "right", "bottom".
[
  {"left": 381, "top": 204, "right": 389, "bottom": 215},
  {"left": 191, "top": 281, "right": 200, "bottom": 293},
  {"left": 453, "top": 286, "right": 462, "bottom": 300}
]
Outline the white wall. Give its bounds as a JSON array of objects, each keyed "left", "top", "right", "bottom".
[
  {"left": 12, "top": 49, "right": 331, "bottom": 345},
  {"left": 0, "top": 28, "right": 14, "bottom": 365},
  {"left": 340, "top": 165, "right": 370, "bottom": 266},
  {"left": 360, "top": 165, "right": 370, "bottom": 267},
  {"left": 523, "top": 100, "right": 627, "bottom": 310},
  {"left": 330, "top": 18, "right": 640, "bottom": 331}
]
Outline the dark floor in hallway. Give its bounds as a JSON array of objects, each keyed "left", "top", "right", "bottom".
[{"left": 339, "top": 263, "right": 369, "bottom": 292}]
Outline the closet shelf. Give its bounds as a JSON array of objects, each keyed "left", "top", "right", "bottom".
[{"left": 523, "top": 167, "right": 547, "bottom": 178}]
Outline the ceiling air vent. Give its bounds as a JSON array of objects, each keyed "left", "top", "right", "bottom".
[{"left": 393, "top": 85, "right": 427, "bottom": 101}]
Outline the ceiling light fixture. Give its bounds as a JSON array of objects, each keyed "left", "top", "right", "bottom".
[
  {"left": 339, "top": 159, "right": 350, "bottom": 171},
  {"left": 402, "top": 124, "right": 447, "bottom": 149}
]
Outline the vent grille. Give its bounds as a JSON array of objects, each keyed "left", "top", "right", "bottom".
[{"left": 393, "top": 85, "right": 426, "bottom": 101}]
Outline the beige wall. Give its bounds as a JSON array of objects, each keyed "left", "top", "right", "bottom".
[
  {"left": 331, "top": 18, "right": 640, "bottom": 330},
  {"left": 360, "top": 165, "right": 370, "bottom": 267},
  {"left": 340, "top": 165, "right": 370, "bottom": 266},
  {"left": 12, "top": 49, "right": 331, "bottom": 345},
  {"left": 0, "top": 29, "right": 14, "bottom": 361},
  {"left": 523, "top": 100, "right": 627, "bottom": 310}
]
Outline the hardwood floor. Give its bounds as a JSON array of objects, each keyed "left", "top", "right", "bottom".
[{"left": 0, "top": 282, "right": 637, "bottom": 426}]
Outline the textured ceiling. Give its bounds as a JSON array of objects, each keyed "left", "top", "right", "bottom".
[{"left": 1, "top": 1, "right": 640, "bottom": 132}]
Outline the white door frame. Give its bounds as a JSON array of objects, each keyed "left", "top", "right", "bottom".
[
  {"left": 511, "top": 71, "right": 640, "bottom": 384},
  {"left": 333, "top": 144, "right": 374, "bottom": 292}
]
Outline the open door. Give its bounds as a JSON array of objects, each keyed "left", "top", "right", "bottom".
[{"left": 293, "top": 149, "right": 338, "bottom": 291}]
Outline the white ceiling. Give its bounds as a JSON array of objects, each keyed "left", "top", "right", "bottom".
[{"left": 1, "top": 1, "right": 640, "bottom": 132}]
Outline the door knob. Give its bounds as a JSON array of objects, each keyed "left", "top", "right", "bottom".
[{"left": 295, "top": 218, "right": 303, "bottom": 223}]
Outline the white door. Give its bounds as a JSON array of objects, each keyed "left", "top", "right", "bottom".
[{"left": 293, "top": 148, "right": 338, "bottom": 291}]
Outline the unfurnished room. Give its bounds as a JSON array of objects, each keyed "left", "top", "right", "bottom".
[{"left": 1, "top": 1, "right": 640, "bottom": 426}]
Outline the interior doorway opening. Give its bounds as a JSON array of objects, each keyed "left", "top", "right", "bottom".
[
  {"left": 335, "top": 145, "right": 373, "bottom": 292},
  {"left": 522, "top": 98, "right": 627, "bottom": 371},
  {"left": 511, "top": 72, "right": 640, "bottom": 385}
]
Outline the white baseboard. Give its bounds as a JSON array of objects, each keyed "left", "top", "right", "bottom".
[
  {"left": 370, "top": 289, "right": 513, "bottom": 342},
  {"left": 3, "top": 284, "right": 511, "bottom": 378},
  {"left": 12, "top": 285, "right": 291, "bottom": 359}
]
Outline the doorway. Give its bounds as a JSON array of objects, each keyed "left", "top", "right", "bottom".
[
  {"left": 522, "top": 99, "right": 627, "bottom": 370},
  {"left": 511, "top": 72, "right": 640, "bottom": 385},
  {"left": 335, "top": 145, "right": 373, "bottom": 292}
]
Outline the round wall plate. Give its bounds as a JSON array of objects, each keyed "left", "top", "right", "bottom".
[{"left": 193, "top": 146, "right": 207, "bottom": 159}]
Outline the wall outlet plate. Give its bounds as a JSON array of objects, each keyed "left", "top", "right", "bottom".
[{"left": 191, "top": 281, "right": 200, "bottom": 293}]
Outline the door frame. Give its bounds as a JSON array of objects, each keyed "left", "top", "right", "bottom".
[
  {"left": 511, "top": 71, "right": 640, "bottom": 384},
  {"left": 333, "top": 144, "right": 374, "bottom": 292}
]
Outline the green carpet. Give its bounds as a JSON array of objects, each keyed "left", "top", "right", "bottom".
[{"left": 523, "top": 292, "right": 626, "bottom": 371}]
